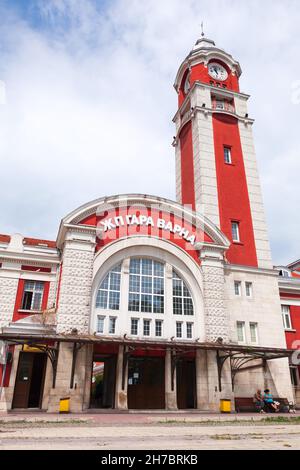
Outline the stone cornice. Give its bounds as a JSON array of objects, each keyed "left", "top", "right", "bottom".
[
  {"left": 173, "top": 81, "right": 250, "bottom": 124},
  {"left": 225, "top": 263, "right": 279, "bottom": 277},
  {"left": 0, "top": 252, "right": 60, "bottom": 266},
  {"left": 278, "top": 278, "right": 300, "bottom": 293}
]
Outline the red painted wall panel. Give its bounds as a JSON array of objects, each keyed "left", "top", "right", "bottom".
[
  {"left": 179, "top": 121, "right": 196, "bottom": 210},
  {"left": 94, "top": 206, "right": 208, "bottom": 265},
  {"left": 212, "top": 114, "right": 257, "bottom": 266}
]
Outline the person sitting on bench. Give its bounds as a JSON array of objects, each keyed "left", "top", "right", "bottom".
[
  {"left": 263, "top": 389, "right": 279, "bottom": 412},
  {"left": 253, "top": 389, "right": 265, "bottom": 413}
]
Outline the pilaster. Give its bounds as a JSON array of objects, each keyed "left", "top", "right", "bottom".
[
  {"left": 56, "top": 228, "right": 96, "bottom": 334},
  {"left": 200, "top": 246, "right": 229, "bottom": 342}
]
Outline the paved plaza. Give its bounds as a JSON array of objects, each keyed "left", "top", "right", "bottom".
[{"left": 0, "top": 412, "right": 300, "bottom": 450}]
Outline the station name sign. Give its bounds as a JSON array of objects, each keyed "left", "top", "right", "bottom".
[{"left": 98, "top": 214, "right": 197, "bottom": 245}]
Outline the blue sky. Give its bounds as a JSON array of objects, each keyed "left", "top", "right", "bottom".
[{"left": 0, "top": 0, "right": 299, "bottom": 265}]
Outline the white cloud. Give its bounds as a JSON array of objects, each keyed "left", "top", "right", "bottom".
[{"left": 0, "top": 0, "right": 299, "bottom": 265}]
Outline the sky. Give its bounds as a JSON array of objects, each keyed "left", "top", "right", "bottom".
[{"left": 0, "top": 0, "right": 299, "bottom": 265}]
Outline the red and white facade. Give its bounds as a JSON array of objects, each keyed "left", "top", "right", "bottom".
[
  {"left": 0, "top": 36, "right": 297, "bottom": 412},
  {"left": 276, "top": 260, "right": 300, "bottom": 404}
]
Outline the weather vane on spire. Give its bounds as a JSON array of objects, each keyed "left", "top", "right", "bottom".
[{"left": 201, "top": 21, "right": 205, "bottom": 37}]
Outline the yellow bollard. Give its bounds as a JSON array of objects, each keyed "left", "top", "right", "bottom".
[
  {"left": 59, "top": 397, "right": 70, "bottom": 413},
  {"left": 220, "top": 399, "right": 231, "bottom": 413}
]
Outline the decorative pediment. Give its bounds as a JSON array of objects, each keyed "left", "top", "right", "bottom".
[{"left": 57, "top": 194, "right": 230, "bottom": 262}]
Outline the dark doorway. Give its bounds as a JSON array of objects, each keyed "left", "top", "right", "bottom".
[
  {"left": 90, "top": 355, "right": 117, "bottom": 408},
  {"left": 176, "top": 358, "right": 196, "bottom": 409},
  {"left": 128, "top": 356, "right": 165, "bottom": 409},
  {"left": 12, "top": 352, "right": 47, "bottom": 409}
]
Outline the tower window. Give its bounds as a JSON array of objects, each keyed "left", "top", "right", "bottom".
[
  {"left": 231, "top": 221, "right": 240, "bottom": 242},
  {"left": 224, "top": 146, "right": 232, "bottom": 164}
]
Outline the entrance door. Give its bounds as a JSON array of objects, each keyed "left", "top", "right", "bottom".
[
  {"left": 176, "top": 358, "right": 196, "bottom": 409},
  {"left": 90, "top": 355, "right": 117, "bottom": 408},
  {"left": 128, "top": 357, "right": 165, "bottom": 409},
  {"left": 12, "top": 352, "right": 47, "bottom": 409}
]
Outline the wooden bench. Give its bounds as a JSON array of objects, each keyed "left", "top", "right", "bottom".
[{"left": 235, "top": 397, "right": 290, "bottom": 413}]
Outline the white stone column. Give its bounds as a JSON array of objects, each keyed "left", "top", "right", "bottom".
[
  {"left": 206, "top": 350, "right": 221, "bottom": 411},
  {"left": 165, "top": 348, "right": 177, "bottom": 410},
  {"left": 115, "top": 345, "right": 128, "bottom": 410},
  {"left": 200, "top": 247, "right": 229, "bottom": 342},
  {"left": 195, "top": 349, "right": 208, "bottom": 410}
]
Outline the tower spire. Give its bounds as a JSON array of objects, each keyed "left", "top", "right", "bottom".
[{"left": 201, "top": 21, "right": 205, "bottom": 37}]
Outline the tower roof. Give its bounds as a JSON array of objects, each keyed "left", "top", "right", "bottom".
[
  {"left": 174, "top": 34, "right": 242, "bottom": 91},
  {"left": 193, "top": 37, "right": 216, "bottom": 51}
]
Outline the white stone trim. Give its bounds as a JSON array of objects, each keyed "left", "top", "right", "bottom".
[{"left": 280, "top": 299, "right": 300, "bottom": 307}]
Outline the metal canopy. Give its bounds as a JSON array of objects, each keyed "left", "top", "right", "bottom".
[
  {"left": 0, "top": 332, "right": 293, "bottom": 393},
  {"left": 0, "top": 331, "right": 294, "bottom": 355}
]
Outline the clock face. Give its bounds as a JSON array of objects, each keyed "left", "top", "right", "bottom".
[
  {"left": 184, "top": 74, "right": 191, "bottom": 94},
  {"left": 208, "top": 63, "right": 228, "bottom": 81}
]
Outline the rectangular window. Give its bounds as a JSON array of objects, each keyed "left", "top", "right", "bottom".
[
  {"left": 143, "top": 319, "right": 150, "bottom": 337},
  {"left": 282, "top": 305, "right": 292, "bottom": 330},
  {"left": 97, "top": 315, "right": 105, "bottom": 334},
  {"left": 131, "top": 318, "right": 139, "bottom": 336},
  {"left": 21, "top": 280, "right": 44, "bottom": 311},
  {"left": 109, "top": 317, "right": 116, "bottom": 334},
  {"left": 231, "top": 221, "right": 240, "bottom": 242},
  {"left": 237, "top": 321, "right": 246, "bottom": 343},
  {"left": 234, "top": 281, "right": 242, "bottom": 296},
  {"left": 245, "top": 282, "right": 253, "bottom": 297},
  {"left": 249, "top": 322, "right": 258, "bottom": 344},
  {"left": 128, "top": 259, "right": 164, "bottom": 313},
  {"left": 224, "top": 146, "right": 232, "bottom": 164},
  {"left": 155, "top": 320, "right": 162, "bottom": 337},
  {"left": 186, "top": 322, "right": 193, "bottom": 339},
  {"left": 176, "top": 322, "right": 183, "bottom": 338}
]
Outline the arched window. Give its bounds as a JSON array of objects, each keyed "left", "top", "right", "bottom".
[
  {"left": 172, "top": 270, "right": 194, "bottom": 316},
  {"left": 94, "top": 258, "right": 196, "bottom": 339},
  {"left": 95, "top": 263, "right": 121, "bottom": 310}
]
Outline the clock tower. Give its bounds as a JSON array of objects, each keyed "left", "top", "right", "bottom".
[{"left": 173, "top": 35, "right": 272, "bottom": 269}]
